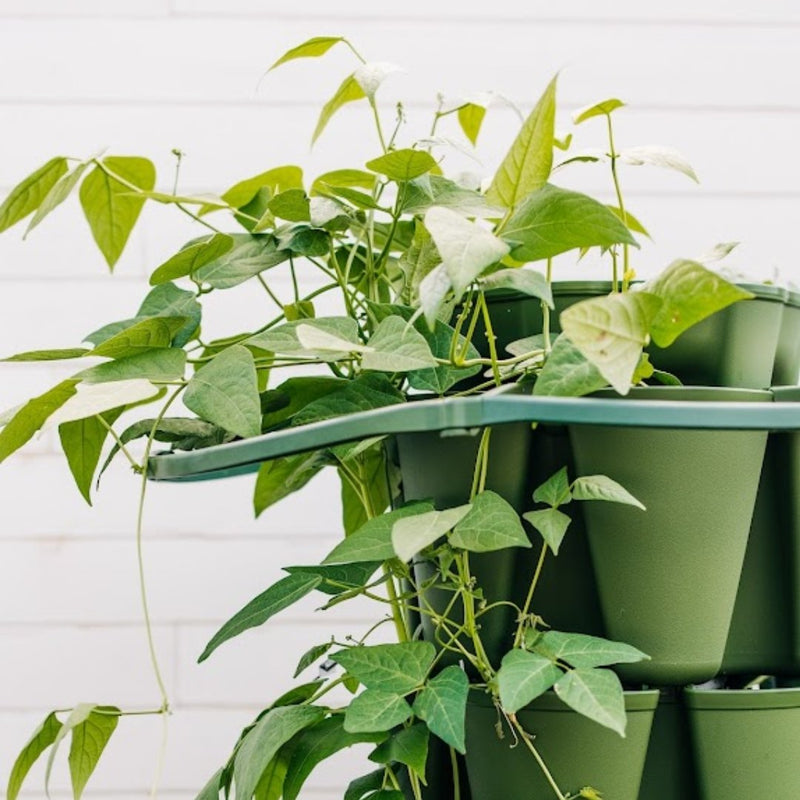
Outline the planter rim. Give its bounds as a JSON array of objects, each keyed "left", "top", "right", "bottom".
[
  {"left": 469, "top": 688, "right": 660, "bottom": 713},
  {"left": 785, "top": 288, "right": 800, "bottom": 308},
  {"left": 684, "top": 685, "right": 800, "bottom": 711},
  {"left": 589, "top": 386, "right": 773, "bottom": 403},
  {"left": 736, "top": 282, "right": 787, "bottom": 303}
]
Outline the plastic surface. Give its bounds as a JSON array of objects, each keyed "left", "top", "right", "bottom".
[
  {"left": 465, "top": 690, "right": 658, "bottom": 800},
  {"left": 147, "top": 387, "right": 800, "bottom": 483}
]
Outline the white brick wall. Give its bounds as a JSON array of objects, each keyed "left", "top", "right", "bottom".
[{"left": 0, "top": 3, "right": 798, "bottom": 798}]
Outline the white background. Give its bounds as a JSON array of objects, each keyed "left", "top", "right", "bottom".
[{"left": 0, "top": 2, "right": 798, "bottom": 798}]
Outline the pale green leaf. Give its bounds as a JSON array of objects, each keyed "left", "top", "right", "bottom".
[
  {"left": 497, "top": 650, "right": 562, "bottom": 713},
  {"left": 331, "top": 642, "right": 435, "bottom": 693},
  {"left": 149, "top": 233, "right": 234, "bottom": 285},
  {"left": 45, "top": 704, "right": 95, "bottom": 795},
  {"left": 313, "top": 73, "right": 366, "bottom": 144},
  {"left": 354, "top": 61, "right": 402, "bottom": 99},
  {"left": 571, "top": 474, "right": 645, "bottom": 510},
  {"left": 698, "top": 241, "right": 739, "bottom": 264},
  {"left": 369, "top": 723, "right": 429, "bottom": 782},
  {"left": 248, "top": 317, "right": 360, "bottom": 357},
  {"left": 0, "top": 157, "right": 68, "bottom": 232},
  {"left": 533, "top": 466, "right": 572, "bottom": 507},
  {"left": 401, "top": 175, "right": 499, "bottom": 218},
  {"left": 344, "top": 690, "right": 413, "bottom": 733},
  {"left": 295, "top": 322, "right": 369, "bottom": 357},
  {"left": 620, "top": 145, "right": 699, "bottom": 182},
  {"left": 90, "top": 316, "right": 186, "bottom": 359},
  {"left": 311, "top": 169, "right": 376, "bottom": 195},
  {"left": 573, "top": 98, "right": 625, "bottom": 124},
  {"left": 502, "top": 184, "right": 638, "bottom": 263},
  {"left": 417, "top": 264, "right": 452, "bottom": 328},
  {"left": 534, "top": 631, "right": 648, "bottom": 668},
  {"left": 7, "top": 712, "right": 62, "bottom": 800},
  {"left": 607, "top": 206, "right": 650, "bottom": 238},
  {"left": 269, "top": 36, "right": 345, "bottom": 70},
  {"left": 480, "top": 268, "right": 553, "bottom": 306},
  {"left": 199, "top": 573, "right": 322, "bottom": 662},
  {"left": 554, "top": 668, "right": 627, "bottom": 736},
  {"left": 203, "top": 165, "right": 303, "bottom": 216},
  {"left": 2, "top": 348, "right": 89, "bottom": 362},
  {"left": 559, "top": 291, "right": 662, "bottom": 394},
  {"left": 391, "top": 504, "right": 472, "bottom": 562},
  {"left": 366, "top": 149, "right": 437, "bottom": 182},
  {"left": 77, "top": 349, "right": 186, "bottom": 384},
  {"left": 458, "top": 103, "right": 487, "bottom": 146},
  {"left": 268, "top": 188, "right": 310, "bottom": 222},
  {"left": 25, "top": 161, "right": 90, "bottom": 235},
  {"left": 361, "top": 316, "right": 438, "bottom": 373},
  {"left": 193, "top": 235, "right": 290, "bottom": 289},
  {"left": 254, "top": 451, "right": 329, "bottom": 517},
  {"left": 449, "top": 490, "right": 530, "bottom": 552},
  {"left": 412, "top": 665, "right": 469, "bottom": 753},
  {"left": 534, "top": 334, "right": 607, "bottom": 397},
  {"left": 486, "top": 75, "right": 557, "bottom": 209},
  {"left": 644, "top": 259, "right": 754, "bottom": 348},
  {"left": 68, "top": 707, "right": 119, "bottom": 799},
  {"left": 522, "top": 508, "right": 572, "bottom": 554},
  {"left": 184, "top": 345, "right": 261, "bottom": 438},
  {"left": 233, "top": 706, "right": 325, "bottom": 800},
  {"left": 43, "top": 380, "right": 160, "bottom": 430},
  {"left": 79, "top": 156, "right": 156, "bottom": 268}
]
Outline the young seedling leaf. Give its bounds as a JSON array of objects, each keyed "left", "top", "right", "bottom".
[
  {"left": 573, "top": 98, "right": 625, "bottom": 124},
  {"left": 331, "top": 642, "right": 435, "bottom": 693},
  {"left": 502, "top": 184, "right": 638, "bottom": 263},
  {"left": 606, "top": 206, "right": 650, "bottom": 238},
  {"left": 496, "top": 650, "right": 562, "bottom": 713},
  {"left": 532, "top": 466, "right": 572, "bottom": 507},
  {"left": 232, "top": 705, "right": 325, "bottom": 800},
  {"left": 391, "top": 504, "right": 472, "bottom": 562},
  {"left": 149, "top": 233, "right": 234, "bottom": 285},
  {"left": 619, "top": 145, "right": 699, "bottom": 183},
  {"left": 571, "top": 474, "right": 645, "bottom": 510},
  {"left": 487, "top": 75, "right": 557, "bottom": 209},
  {"left": 199, "top": 573, "right": 322, "bottom": 662},
  {"left": 344, "top": 690, "right": 414, "bottom": 733},
  {"left": 185, "top": 345, "right": 261, "bottom": 439},
  {"left": 480, "top": 268, "right": 553, "bottom": 306},
  {"left": 698, "top": 241, "right": 739, "bottom": 264},
  {"left": 313, "top": 73, "right": 366, "bottom": 144},
  {"left": 0, "top": 156, "right": 68, "bottom": 232},
  {"left": 458, "top": 103, "right": 487, "bottom": 146},
  {"left": 534, "top": 631, "right": 648, "bottom": 668},
  {"left": 68, "top": 707, "right": 119, "bottom": 799},
  {"left": 283, "top": 716, "right": 385, "bottom": 800},
  {"left": 449, "top": 490, "right": 531, "bottom": 552},
  {"left": 269, "top": 36, "right": 346, "bottom": 71},
  {"left": 412, "top": 665, "right": 469, "bottom": 754},
  {"left": 354, "top": 61, "right": 402, "bottom": 99},
  {"left": 369, "top": 723, "right": 429, "bottom": 783},
  {"left": 559, "top": 291, "right": 662, "bottom": 394},
  {"left": 554, "top": 668, "right": 627, "bottom": 736},
  {"left": 644, "top": 259, "right": 754, "bottom": 348},
  {"left": 361, "top": 316, "right": 438, "bottom": 373},
  {"left": 533, "top": 335, "right": 608, "bottom": 398},
  {"left": 6, "top": 711, "right": 62, "bottom": 800},
  {"left": 523, "top": 508, "right": 572, "bottom": 555},
  {"left": 293, "top": 641, "right": 333, "bottom": 678},
  {"left": 367, "top": 149, "right": 438, "bottom": 183},
  {"left": 79, "top": 156, "right": 156, "bottom": 268}
]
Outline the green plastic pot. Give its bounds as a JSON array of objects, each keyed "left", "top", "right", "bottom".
[
  {"left": 647, "top": 283, "right": 785, "bottom": 389},
  {"left": 685, "top": 685, "right": 800, "bottom": 798},
  {"left": 773, "top": 289, "right": 800, "bottom": 385},
  {"left": 568, "top": 386, "right": 770, "bottom": 684},
  {"left": 637, "top": 687, "right": 698, "bottom": 800},
  {"left": 465, "top": 689, "right": 658, "bottom": 800},
  {"left": 723, "top": 387, "right": 800, "bottom": 674}
]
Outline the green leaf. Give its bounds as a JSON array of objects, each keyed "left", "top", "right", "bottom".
[
  {"left": 331, "top": 642, "right": 435, "bottom": 693},
  {"left": 458, "top": 103, "right": 487, "bottom": 146},
  {"left": 7, "top": 712, "right": 62, "bottom": 800},
  {"left": 412, "top": 665, "right": 469, "bottom": 753},
  {"left": 200, "top": 165, "right": 303, "bottom": 217},
  {"left": 369, "top": 723, "right": 429, "bottom": 782},
  {"left": 311, "top": 169, "right": 376, "bottom": 195},
  {"left": 313, "top": 73, "right": 366, "bottom": 144},
  {"left": 449, "top": 491, "right": 531, "bottom": 552},
  {"left": 324, "top": 501, "right": 435, "bottom": 565},
  {"left": 59, "top": 408, "right": 123, "bottom": 505},
  {"left": 194, "top": 234, "right": 290, "bottom": 289},
  {"left": 44, "top": 380, "right": 160, "bottom": 430},
  {"left": 199, "top": 573, "right": 322, "bottom": 662},
  {"left": 401, "top": 175, "right": 499, "bottom": 218},
  {"left": 406, "top": 317, "right": 480, "bottom": 394},
  {"left": 533, "top": 335, "right": 607, "bottom": 397},
  {"left": 184, "top": 345, "right": 261, "bottom": 439},
  {"left": 361, "top": 316, "right": 438, "bottom": 373},
  {"left": 0, "top": 380, "right": 78, "bottom": 464},
  {"left": 269, "top": 681, "right": 325, "bottom": 709},
  {"left": 79, "top": 156, "right": 156, "bottom": 268},
  {"left": 391, "top": 504, "right": 472, "bottom": 562},
  {"left": 261, "top": 376, "right": 345, "bottom": 430},
  {"left": 573, "top": 98, "right": 625, "bottom": 124},
  {"left": 44, "top": 704, "right": 96, "bottom": 795},
  {"left": 607, "top": 206, "right": 650, "bottom": 238},
  {"left": 25, "top": 161, "right": 91, "bottom": 235},
  {"left": 295, "top": 322, "right": 369, "bottom": 358},
  {"left": 345, "top": 769, "right": 385, "bottom": 800},
  {"left": 480, "top": 268, "right": 553, "bottom": 306},
  {"left": 424, "top": 206, "right": 510, "bottom": 296},
  {"left": 554, "top": 668, "right": 627, "bottom": 736},
  {"left": 2, "top": 348, "right": 89, "bottom": 362},
  {"left": 233, "top": 705, "right": 325, "bottom": 800},
  {"left": 559, "top": 292, "right": 662, "bottom": 394},
  {"left": 149, "top": 233, "right": 234, "bottom": 284},
  {"left": 195, "top": 768, "right": 223, "bottom": 800},
  {"left": 253, "top": 747, "right": 292, "bottom": 800},
  {"left": 571, "top": 475, "right": 645, "bottom": 510},
  {"left": 523, "top": 508, "right": 572, "bottom": 555},
  {"left": 249, "top": 317, "right": 359, "bottom": 357},
  {"left": 269, "top": 36, "right": 345, "bottom": 70},
  {"left": 338, "top": 442, "right": 390, "bottom": 534},
  {"left": 284, "top": 562, "right": 380, "bottom": 596},
  {"left": 268, "top": 188, "right": 310, "bottom": 222},
  {"left": 77, "top": 348, "right": 186, "bottom": 384},
  {"left": 91, "top": 316, "right": 186, "bottom": 359},
  {"left": 502, "top": 184, "right": 638, "bottom": 263},
  {"left": 345, "top": 690, "right": 413, "bottom": 733},
  {"left": 0, "top": 157, "right": 68, "bottom": 232},
  {"left": 533, "top": 466, "right": 572, "bottom": 507},
  {"left": 534, "top": 631, "right": 648, "bottom": 668},
  {"left": 619, "top": 145, "right": 699, "bottom": 183},
  {"left": 398, "top": 221, "right": 442, "bottom": 302},
  {"left": 283, "top": 301, "right": 315, "bottom": 322},
  {"left": 366, "top": 149, "right": 438, "bottom": 182},
  {"left": 275, "top": 224, "right": 330, "bottom": 257},
  {"left": 293, "top": 641, "right": 333, "bottom": 678},
  {"left": 254, "top": 451, "right": 329, "bottom": 516},
  {"left": 486, "top": 75, "right": 557, "bottom": 209},
  {"left": 283, "top": 716, "right": 384, "bottom": 800},
  {"left": 68, "top": 707, "right": 119, "bottom": 799},
  {"left": 496, "top": 650, "right": 562, "bottom": 713},
  {"left": 644, "top": 259, "right": 754, "bottom": 348}
]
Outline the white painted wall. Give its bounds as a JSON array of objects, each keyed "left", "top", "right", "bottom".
[{"left": 0, "top": 2, "right": 798, "bottom": 798}]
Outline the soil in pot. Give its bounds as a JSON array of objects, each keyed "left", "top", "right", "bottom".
[
  {"left": 568, "top": 387, "right": 770, "bottom": 685},
  {"left": 465, "top": 688, "right": 658, "bottom": 800}
]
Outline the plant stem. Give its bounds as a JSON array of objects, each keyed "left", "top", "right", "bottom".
[
  {"left": 256, "top": 273, "right": 284, "bottom": 310},
  {"left": 450, "top": 746, "right": 461, "bottom": 800},
  {"left": 513, "top": 544, "right": 548, "bottom": 648},
  {"left": 606, "top": 113, "right": 628, "bottom": 291},
  {"left": 369, "top": 98, "right": 388, "bottom": 153},
  {"left": 510, "top": 715, "right": 567, "bottom": 800},
  {"left": 94, "top": 414, "right": 141, "bottom": 472},
  {"left": 478, "top": 292, "right": 502, "bottom": 386},
  {"left": 542, "top": 258, "right": 553, "bottom": 354}
]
